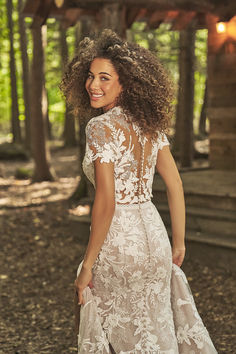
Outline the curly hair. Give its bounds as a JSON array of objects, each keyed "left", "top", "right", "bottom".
[{"left": 60, "top": 29, "right": 174, "bottom": 138}]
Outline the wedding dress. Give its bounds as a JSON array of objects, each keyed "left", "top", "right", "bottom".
[{"left": 77, "top": 106, "right": 217, "bottom": 353}]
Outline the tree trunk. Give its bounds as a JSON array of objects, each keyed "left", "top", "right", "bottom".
[
  {"left": 7, "top": 0, "right": 21, "bottom": 143},
  {"left": 60, "top": 24, "right": 77, "bottom": 147},
  {"left": 198, "top": 79, "right": 208, "bottom": 137},
  {"left": 70, "top": 19, "right": 97, "bottom": 202},
  {"left": 126, "top": 29, "right": 135, "bottom": 43},
  {"left": 99, "top": 3, "right": 126, "bottom": 37},
  {"left": 74, "top": 22, "right": 82, "bottom": 53},
  {"left": 44, "top": 85, "right": 52, "bottom": 140},
  {"left": 31, "top": 24, "right": 55, "bottom": 181},
  {"left": 42, "top": 28, "right": 52, "bottom": 140},
  {"left": 174, "top": 24, "right": 195, "bottom": 167},
  {"left": 148, "top": 33, "right": 157, "bottom": 53},
  {"left": 71, "top": 11, "right": 127, "bottom": 202},
  {"left": 18, "top": 0, "right": 31, "bottom": 151},
  {"left": 70, "top": 119, "right": 90, "bottom": 201}
]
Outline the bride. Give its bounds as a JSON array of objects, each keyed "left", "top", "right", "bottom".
[{"left": 61, "top": 29, "right": 217, "bottom": 354}]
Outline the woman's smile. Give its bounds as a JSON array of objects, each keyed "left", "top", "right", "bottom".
[
  {"left": 89, "top": 92, "right": 104, "bottom": 101},
  {"left": 85, "top": 58, "right": 122, "bottom": 111}
]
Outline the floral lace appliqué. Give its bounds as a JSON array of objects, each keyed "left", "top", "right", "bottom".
[{"left": 82, "top": 106, "right": 169, "bottom": 204}]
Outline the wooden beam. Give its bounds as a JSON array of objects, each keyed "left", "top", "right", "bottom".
[
  {"left": 125, "top": 7, "right": 144, "bottom": 28},
  {"left": 62, "top": 8, "right": 96, "bottom": 27},
  {"left": 70, "top": 0, "right": 213, "bottom": 13},
  {"left": 23, "top": 0, "right": 236, "bottom": 17},
  {"left": 32, "top": 0, "right": 54, "bottom": 27},
  {"left": 147, "top": 11, "right": 168, "bottom": 29},
  {"left": 99, "top": 3, "right": 127, "bottom": 37},
  {"left": 195, "top": 12, "right": 208, "bottom": 29},
  {"left": 23, "top": 0, "right": 41, "bottom": 17},
  {"left": 213, "top": 3, "right": 236, "bottom": 22},
  {"left": 136, "top": 10, "right": 179, "bottom": 29},
  {"left": 24, "top": 0, "right": 65, "bottom": 26},
  {"left": 23, "top": 0, "right": 236, "bottom": 29},
  {"left": 171, "top": 11, "right": 196, "bottom": 30}
]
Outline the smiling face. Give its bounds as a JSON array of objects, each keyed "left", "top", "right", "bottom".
[{"left": 85, "top": 58, "right": 122, "bottom": 112}]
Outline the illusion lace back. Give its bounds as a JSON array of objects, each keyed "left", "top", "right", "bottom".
[
  {"left": 78, "top": 106, "right": 217, "bottom": 353},
  {"left": 82, "top": 106, "right": 169, "bottom": 204}
]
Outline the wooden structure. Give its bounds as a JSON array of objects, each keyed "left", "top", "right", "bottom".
[
  {"left": 23, "top": 0, "right": 236, "bottom": 170},
  {"left": 207, "top": 16, "right": 236, "bottom": 169}
]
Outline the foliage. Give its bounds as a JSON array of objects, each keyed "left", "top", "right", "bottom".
[
  {"left": 194, "top": 29, "right": 208, "bottom": 132},
  {"left": 0, "top": 1, "right": 12, "bottom": 133},
  {"left": 0, "top": 3, "right": 207, "bottom": 138},
  {"left": 45, "top": 19, "right": 76, "bottom": 135},
  {"left": 15, "top": 166, "right": 33, "bottom": 179},
  {"left": 131, "top": 22, "right": 208, "bottom": 133}
]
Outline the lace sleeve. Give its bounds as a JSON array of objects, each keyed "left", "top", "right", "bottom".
[
  {"left": 157, "top": 132, "right": 170, "bottom": 151},
  {"left": 85, "top": 119, "right": 116, "bottom": 164}
]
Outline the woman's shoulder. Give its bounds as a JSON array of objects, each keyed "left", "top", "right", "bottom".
[
  {"left": 86, "top": 106, "right": 124, "bottom": 132},
  {"left": 156, "top": 131, "right": 170, "bottom": 150}
]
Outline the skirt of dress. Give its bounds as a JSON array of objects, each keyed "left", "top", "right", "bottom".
[{"left": 77, "top": 201, "right": 217, "bottom": 354}]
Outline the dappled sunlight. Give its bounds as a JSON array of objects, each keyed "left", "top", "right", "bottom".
[
  {"left": 69, "top": 204, "right": 91, "bottom": 217},
  {"left": 12, "top": 179, "right": 31, "bottom": 186},
  {"left": 31, "top": 188, "right": 51, "bottom": 199},
  {"left": 0, "top": 177, "right": 79, "bottom": 208},
  {"left": 0, "top": 148, "right": 81, "bottom": 209},
  {"left": 57, "top": 155, "right": 77, "bottom": 162},
  {"left": 0, "top": 274, "right": 8, "bottom": 280},
  {"left": 0, "top": 197, "right": 10, "bottom": 206},
  {"left": 0, "top": 177, "right": 12, "bottom": 187},
  {"left": 195, "top": 139, "right": 209, "bottom": 154}
]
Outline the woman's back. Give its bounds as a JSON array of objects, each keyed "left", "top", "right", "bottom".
[
  {"left": 80, "top": 106, "right": 217, "bottom": 353},
  {"left": 83, "top": 106, "right": 169, "bottom": 204}
]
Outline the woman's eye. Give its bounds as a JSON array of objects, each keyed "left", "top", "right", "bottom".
[
  {"left": 101, "top": 76, "right": 109, "bottom": 81},
  {"left": 87, "top": 74, "right": 93, "bottom": 79}
]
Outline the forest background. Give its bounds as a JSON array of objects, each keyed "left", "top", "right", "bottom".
[
  {"left": 1, "top": 2, "right": 236, "bottom": 353},
  {"left": 1, "top": 0, "right": 208, "bottom": 182}
]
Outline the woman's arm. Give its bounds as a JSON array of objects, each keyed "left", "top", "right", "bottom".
[
  {"left": 75, "top": 159, "right": 115, "bottom": 304},
  {"left": 83, "top": 159, "right": 115, "bottom": 268},
  {"left": 156, "top": 146, "right": 186, "bottom": 266}
]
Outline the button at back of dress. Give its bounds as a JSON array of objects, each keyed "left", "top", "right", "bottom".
[{"left": 113, "top": 114, "right": 157, "bottom": 205}]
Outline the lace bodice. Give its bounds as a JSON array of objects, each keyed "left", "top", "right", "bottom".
[
  {"left": 79, "top": 106, "right": 218, "bottom": 353},
  {"left": 82, "top": 106, "right": 169, "bottom": 204}
]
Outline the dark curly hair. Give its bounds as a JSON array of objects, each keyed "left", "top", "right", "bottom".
[{"left": 60, "top": 29, "right": 174, "bottom": 138}]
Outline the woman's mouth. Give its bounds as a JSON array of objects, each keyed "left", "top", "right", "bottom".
[{"left": 90, "top": 93, "right": 104, "bottom": 101}]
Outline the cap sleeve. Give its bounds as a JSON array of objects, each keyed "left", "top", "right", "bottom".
[
  {"left": 85, "top": 118, "right": 115, "bottom": 164},
  {"left": 157, "top": 132, "right": 170, "bottom": 151}
]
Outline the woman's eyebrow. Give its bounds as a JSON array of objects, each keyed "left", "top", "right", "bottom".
[
  {"left": 88, "top": 70, "right": 112, "bottom": 77},
  {"left": 99, "top": 71, "right": 112, "bottom": 77}
]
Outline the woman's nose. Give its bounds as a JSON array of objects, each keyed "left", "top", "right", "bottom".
[{"left": 89, "top": 77, "right": 100, "bottom": 90}]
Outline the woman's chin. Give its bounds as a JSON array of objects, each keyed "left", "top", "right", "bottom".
[
  {"left": 89, "top": 100, "right": 115, "bottom": 112},
  {"left": 90, "top": 101, "right": 103, "bottom": 109}
]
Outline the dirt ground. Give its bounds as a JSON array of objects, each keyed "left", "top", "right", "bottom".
[{"left": 0, "top": 147, "right": 235, "bottom": 354}]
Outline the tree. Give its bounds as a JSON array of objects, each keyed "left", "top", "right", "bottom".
[
  {"left": 60, "top": 23, "right": 77, "bottom": 147},
  {"left": 174, "top": 23, "right": 196, "bottom": 167},
  {"left": 100, "top": 3, "right": 126, "bottom": 37},
  {"left": 198, "top": 79, "right": 208, "bottom": 137},
  {"left": 6, "top": 0, "right": 21, "bottom": 143},
  {"left": 43, "top": 84, "right": 52, "bottom": 140},
  {"left": 70, "top": 19, "right": 95, "bottom": 202},
  {"left": 18, "top": 0, "right": 31, "bottom": 150},
  {"left": 30, "top": 24, "right": 55, "bottom": 181},
  {"left": 70, "top": 10, "right": 127, "bottom": 202}
]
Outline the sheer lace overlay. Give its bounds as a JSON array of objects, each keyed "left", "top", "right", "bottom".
[
  {"left": 82, "top": 106, "right": 169, "bottom": 204},
  {"left": 78, "top": 106, "right": 217, "bottom": 353}
]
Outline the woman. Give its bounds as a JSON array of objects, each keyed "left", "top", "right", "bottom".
[{"left": 61, "top": 30, "right": 217, "bottom": 353}]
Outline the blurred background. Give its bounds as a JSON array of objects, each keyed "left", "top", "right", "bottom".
[{"left": 0, "top": 0, "right": 235, "bottom": 353}]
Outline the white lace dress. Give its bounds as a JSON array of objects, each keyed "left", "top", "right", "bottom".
[{"left": 77, "top": 106, "right": 217, "bottom": 354}]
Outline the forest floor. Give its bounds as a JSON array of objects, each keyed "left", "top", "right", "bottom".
[{"left": 0, "top": 146, "right": 235, "bottom": 354}]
